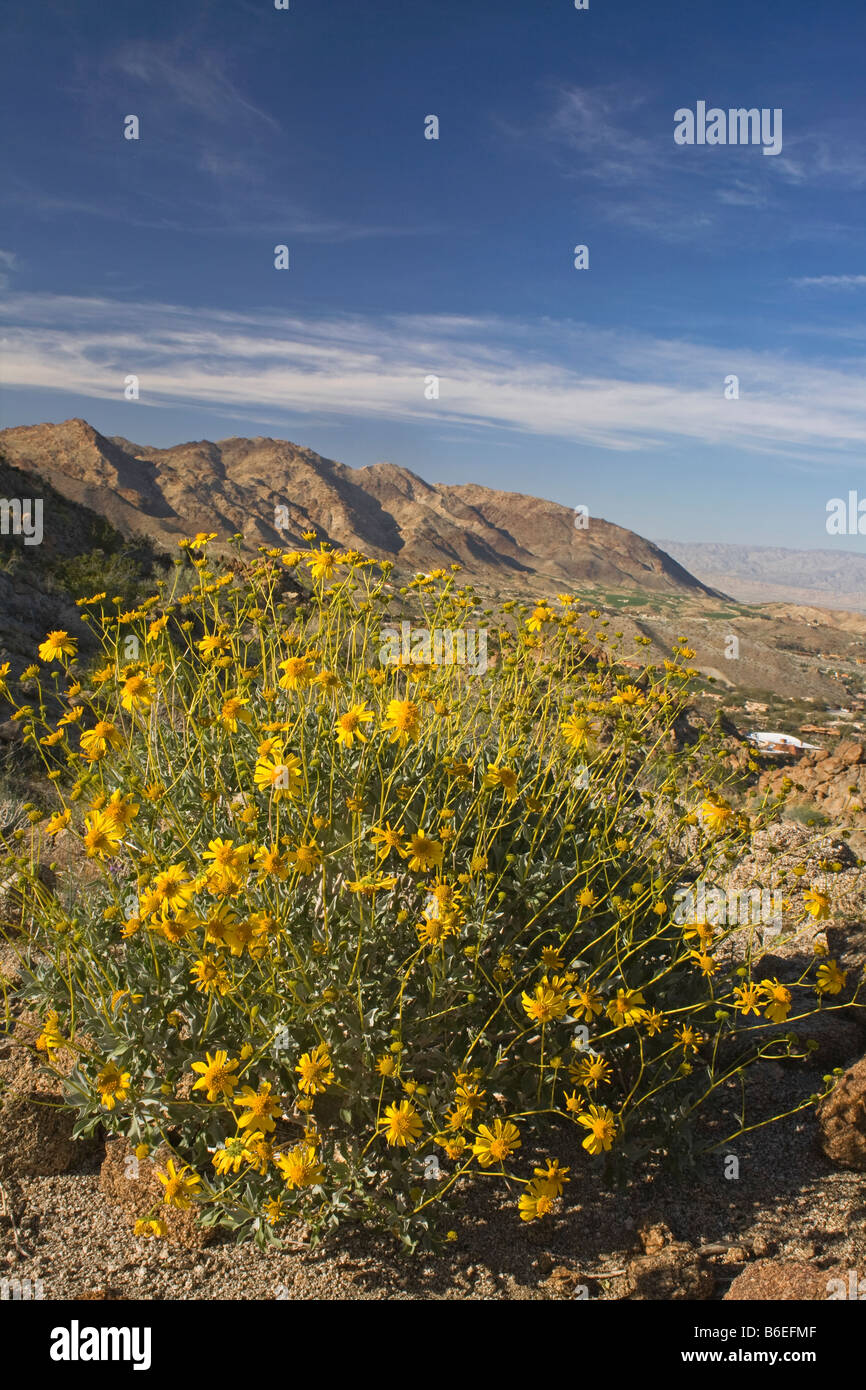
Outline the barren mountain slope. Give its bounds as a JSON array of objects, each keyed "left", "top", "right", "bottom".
[{"left": 0, "top": 419, "right": 716, "bottom": 596}]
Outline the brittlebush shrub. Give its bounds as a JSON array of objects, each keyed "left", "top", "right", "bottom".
[{"left": 1, "top": 540, "right": 856, "bottom": 1248}]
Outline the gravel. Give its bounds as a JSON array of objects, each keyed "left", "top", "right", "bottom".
[{"left": 2, "top": 1055, "right": 864, "bottom": 1301}]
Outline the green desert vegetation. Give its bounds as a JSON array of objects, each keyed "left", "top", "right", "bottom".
[{"left": 1, "top": 542, "right": 858, "bottom": 1249}]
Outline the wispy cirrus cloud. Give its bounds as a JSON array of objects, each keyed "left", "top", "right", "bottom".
[
  {"left": 500, "top": 83, "right": 786, "bottom": 243},
  {"left": 2, "top": 292, "right": 866, "bottom": 461},
  {"left": 25, "top": 36, "right": 434, "bottom": 244},
  {"left": 542, "top": 84, "right": 664, "bottom": 184},
  {"left": 772, "top": 128, "right": 866, "bottom": 190},
  {"left": 790, "top": 274, "right": 866, "bottom": 289},
  {"left": 0, "top": 249, "right": 17, "bottom": 291},
  {"left": 0, "top": 182, "right": 438, "bottom": 244},
  {"left": 96, "top": 39, "right": 281, "bottom": 133},
  {"left": 509, "top": 84, "right": 863, "bottom": 245}
]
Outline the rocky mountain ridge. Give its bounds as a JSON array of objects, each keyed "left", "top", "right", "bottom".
[{"left": 0, "top": 418, "right": 716, "bottom": 597}]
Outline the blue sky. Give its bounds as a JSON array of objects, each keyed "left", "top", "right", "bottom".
[{"left": 1, "top": 0, "right": 865, "bottom": 551}]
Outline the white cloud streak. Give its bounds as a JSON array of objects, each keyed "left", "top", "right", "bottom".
[
  {"left": 0, "top": 248, "right": 18, "bottom": 290},
  {"left": 2, "top": 293, "right": 866, "bottom": 461},
  {"left": 100, "top": 40, "right": 281, "bottom": 133},
  {"left": 790, "top": 274, "right": 866, "bottom": 289}
]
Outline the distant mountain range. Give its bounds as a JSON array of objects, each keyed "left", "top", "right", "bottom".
[
  {"left": 656, "top": 540, "right": 866, "bottom": 613},
  {"left": 0, "top": 418, "right": 716, "bottom": 598}
]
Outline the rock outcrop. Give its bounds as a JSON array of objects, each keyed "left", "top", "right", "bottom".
[
  {"left": 759, "top": 742, "right": 866, "bottom": 850},
  {"left": 817, "top": 1056, "right": 866, "bottom": 1170}
]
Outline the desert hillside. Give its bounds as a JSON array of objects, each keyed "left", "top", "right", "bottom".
[
  {"left": 2, "top": 420, "right": 865, "bottom": 712},
  {"left": 0, "top": 418, "right": 715, "bottom": 597}
]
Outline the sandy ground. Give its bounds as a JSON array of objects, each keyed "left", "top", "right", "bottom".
[{"left": 2, "top": 1053, "right": 864, "bottom": 1302}]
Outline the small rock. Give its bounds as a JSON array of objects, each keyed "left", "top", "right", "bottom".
[
  {"left": 638, "top": 1220, "right": 672, "bottom": 1255},
  {"left": 794, "top": 1012, "right": 863, "bottom": 1070},
  {"left": 722, "top": 1246, "right": 748, "bottom": 1264},
  {"left": 817, "top": 1055, "right": 866, "bottom": 1169},
  {"left": 739, "top": 1006, "right": 863, "bottom": 1071},
  {"left": 99, "top": 1137, "right": 214, "bottom": 1249},
  {"left": 751, "top": 1233, "right": 775, "bottom": 1258},
  {"left": 627, "top": 1243, "right": 714, "bottom": 1300},
  {"left": 0, "top": 1030, "right": 78, "bottom": 1178},
  {"left": 725, "top": 1260, "right": 842, "bottom": 1300},
  {"left": 545, "top": 1265, "right": 580, "bottom": 1296}
]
